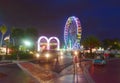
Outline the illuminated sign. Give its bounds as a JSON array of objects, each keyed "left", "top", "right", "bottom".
[{"left": 37, "top": 36, "right": 60, "bottom": 51}]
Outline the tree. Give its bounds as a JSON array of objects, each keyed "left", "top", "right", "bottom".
[
  {"left": 10, "top": 27, "right": 38, "bottom": 52},
  {"left": 9, "top": 27, "right": 24, "bottom": 56},
  {"left": 102, "top": 39, "right": 120, "bottom": 50},
  {"left": 23, "top": 27, "right": 38, "bottom": 51},
  {"left": 4, "top": 39, "right": 10, "bottom": 55},
  {"left": 10, "top": 27, "right": 24, "bottom": 46},
  {"left": 24, "top": 28, "right": 38, "bottom": 40},
  {"left": 0, "top": 24, "right": 7, "bottom": 46},
  {"left": 82, "top": 36, "right": 101, "bottom": 55}
]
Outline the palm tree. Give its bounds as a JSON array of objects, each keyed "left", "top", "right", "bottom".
[
  {"left": 82, "top": 36, "right": 101, "bottom": 55},
  {"left": 24, "top": 27, "right": 38, "bottom": 40},
  {"left": 10, "top": 27, "right": 24, "bottom": 46},
  {"left": 10, "top": 27, "right": 24, "bottom": 56},
  {"left": 0, "top": 24, "right": 7, "bottom": 47},
  {"left": 24, "top": 27, "right": 38, "bottom": 50}
]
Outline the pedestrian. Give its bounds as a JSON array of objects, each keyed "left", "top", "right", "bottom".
[{"left": 104, "top": 53, "right": 109, "bottom": 60}]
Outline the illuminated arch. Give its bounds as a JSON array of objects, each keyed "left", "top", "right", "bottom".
[
  {"left": 37, "top": 36, "right": 49, "bottom": 51},
  {"left": 48, "top": 37, "right": 60, "bottom": 50}
]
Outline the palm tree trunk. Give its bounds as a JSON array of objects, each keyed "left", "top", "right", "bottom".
[
  {"left": 12, "top": 38, "right": 15, "bottom": 46},
  {"left": 0, "top": 35, "right": 3, "bottom": 47},
  {"left": 90, "top": 48, "right": 92, "bottom": 56}
]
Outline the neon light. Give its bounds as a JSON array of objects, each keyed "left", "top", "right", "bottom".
[
  {"left": 48, "top": 37, "right": 60, "bottom": 50},
  {"left": 37, "top": 36, "right": 60, "bottom": 51},
  {"left": 64, "top": 16, "right": 82, "bottom": 50},
  {"left": 37, "top": 36, "right": 49, "bottom": 51}
]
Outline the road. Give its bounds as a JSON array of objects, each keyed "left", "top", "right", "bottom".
[
  {"left": 0, "top": 55, "right": 85, "bottom": 83},
  {"left": 0, "top": 63, "right": 39, "bottom": 83},
  {"left": 3, "top": 57, "right": 120, "bottom": 83},
  {"left": 33, "top": 56, "right": 73, "bottom": 73},
  {"left": 32, "top": 55, "right": 88, "bottom": 83},
  {"left": 90, "top": 58, "right": 120, "bottom": 83}
]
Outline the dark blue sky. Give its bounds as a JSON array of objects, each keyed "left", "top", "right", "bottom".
[{"left": 0, "top": 0, "right": 120, "bottom": 41}]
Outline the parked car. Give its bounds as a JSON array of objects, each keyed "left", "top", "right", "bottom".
[{"left": 93, "top": 59, "right": 106, "bottom": 65}]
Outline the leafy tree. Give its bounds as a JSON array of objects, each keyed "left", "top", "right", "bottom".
[
  {"left": 82, "top": 36, "right": 101, "bottom": 55},
  {"left": 24, "top": 27, "right": 38, "bottom": 40},
  {"left": 0, "top": 24, "right": 7, "bottom": 46},
  {"left": 102, "top": 39, "right": 120, "bottom": 50},
  {"left": 23, "top": 28, "right": 38, "bottom": 51},
  {"left": 10, "top": 27, "right": 38, "bottom": 52},
  {"left": 10, "top": 27, "right": 24, "bottom": 46},
  {"left": 9, "top": 27, "right": 24, "bottom": 56}
]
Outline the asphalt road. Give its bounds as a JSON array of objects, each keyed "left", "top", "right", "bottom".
[
  {"left": 33, "top": 56, "right": 73, "bottom": 73},
  {"left": 0, "top": 63, "right": 39, "bottom": 83},
  {"left": 2, "top": 57, "right": 120, "bottom": 83},
  {"left": 90, "top": 58, "right": 120, "bottom": 83}
]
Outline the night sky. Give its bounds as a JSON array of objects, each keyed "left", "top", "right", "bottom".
[{"left": 0, "top": 0, "right": 120, "bottom": 42}]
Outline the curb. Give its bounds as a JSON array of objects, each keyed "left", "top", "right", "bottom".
[{"left": 82, "top": 62, "right": 95, "bottom": 83}]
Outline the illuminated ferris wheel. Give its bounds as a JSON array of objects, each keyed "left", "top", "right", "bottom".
[{"left": 64, "top": 16, "right": 82, "bottom": 50}]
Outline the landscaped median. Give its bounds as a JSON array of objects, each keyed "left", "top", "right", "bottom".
[{"left": 17, "top": 62, "right": 58, "bottom": 83}]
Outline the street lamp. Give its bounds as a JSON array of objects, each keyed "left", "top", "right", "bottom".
[
  {"left": 23, "top": 40, "right": 32, "bottom": 51},
  {"left": 23, "top": 40, "right": 31, "bottom": 47}
]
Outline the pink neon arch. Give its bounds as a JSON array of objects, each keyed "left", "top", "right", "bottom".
[
  {"left": 48, "top": 37, "right": 60, "bottom": 50},
  {"left": 37, "top": 36, "right": 49, "bottom": 51}
]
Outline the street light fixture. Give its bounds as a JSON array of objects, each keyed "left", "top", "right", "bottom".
[
  {"left": 22, "top": 40, "right": 32, "bottom": 52},
  {"left": 23, "top": 40, "right": 31, "bottom": 47}
]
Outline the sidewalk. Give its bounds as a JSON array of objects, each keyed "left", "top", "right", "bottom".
[
  {"left": 0, "top": 60, "right": 14, "bottom": 66},
  {"left": 17, "top": 62, "right": 59, "bottom": 83},
  {"left": 50, "top": 74, "right": 88, "bottom": 83},
  {"left": 50, "top": 63, "right": 88, "bottom": 83}
]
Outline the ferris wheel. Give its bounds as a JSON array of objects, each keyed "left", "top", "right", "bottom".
[{"left": 64, "top": 16, "right": 82, "bottom": 50}]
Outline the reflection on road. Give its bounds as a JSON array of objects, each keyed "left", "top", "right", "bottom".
[
  {"left": 90, "top": 64, "right": 106, "bottom": 75},
  {"left": 34, "top": 57, "right": 73, "bottom": 73}
]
